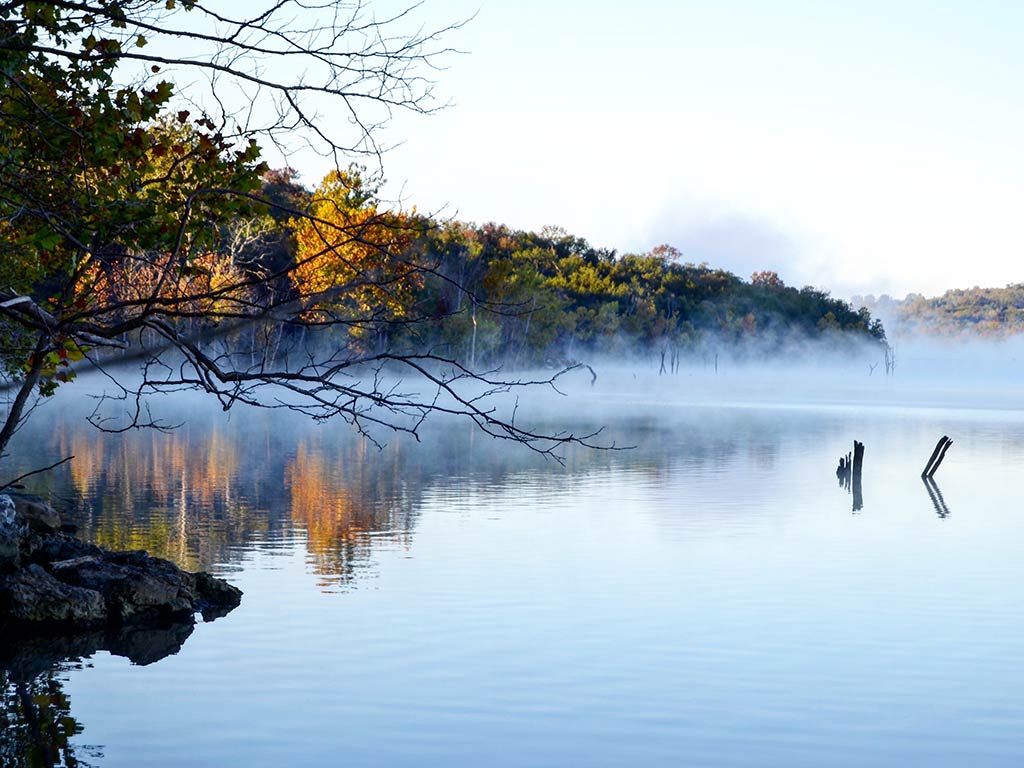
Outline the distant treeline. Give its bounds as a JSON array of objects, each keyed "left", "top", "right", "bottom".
[
  {"left": 5, "top": 164, "right": 890, "bottom": 386},
  {"left": 401, "top": 226, "right": 887, "bottom": 365},
  {"left": 256, "top": 168, "right": 888, "bottom": 366},
  {"left": 855, "top": 286, "right": 1024, "bottom": 338}
]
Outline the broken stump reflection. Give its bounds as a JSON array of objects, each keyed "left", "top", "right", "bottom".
[
  {"left": 921, "top": 436, "right": 954, "bottom": 517},
  {"left": 922, "top": 476, "right": 952, "bottom": 518},
  {"left": 836, "top": 440, "right": 865, "bottom": 512}
]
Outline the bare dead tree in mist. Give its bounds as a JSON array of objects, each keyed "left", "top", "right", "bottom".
[{"left": 0, "top": 0, "right": 610, "bottom": 469}]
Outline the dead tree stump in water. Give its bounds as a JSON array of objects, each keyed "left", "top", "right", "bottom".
[
  {"left": 932, "top": 437, "right": 953, "bottom": 476},
  {"left": 922, "top": 436, "right": 953, "bottom": 478},
  {"left": 836, "top": 441, "right": 864, "bottom": 509},
  {"left": 852, "top": 441, "right": 864, "bottom": 477},
  {"left": 851, "top": 441, "right": 864, "bottom": 511}
]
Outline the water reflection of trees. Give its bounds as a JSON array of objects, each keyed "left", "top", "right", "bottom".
[
  {"left": 285, "top": 437, "right": 419, "bottom": 588},
  {"left": 56, "top": 422, "right": 278, "bottom": 573},
  {"left": 1, "top": 669, "right": 88, "bottom": 768},
  {"left": 0, "top": 622, "right": 200, "bottom": 767},
  {"left": 4, "top": 396, "right": 831, "bottom": 586},
  {"left": 7, "top": 406, "right": 449, "bottom": 583}
]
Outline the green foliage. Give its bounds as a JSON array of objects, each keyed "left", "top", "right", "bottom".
[
  {"left": 0, "top": 0, "right": 886, "bottom": 452},
  {"left": 395, "top": 220, "right": 886, "bottom": 365},
  {"left": 1, "top": 670, "right": 84, "bottom": 765},
  {"left": 858, "top": 286, "right": 1024, "bottom": 337},
  {"left": 0, "top": 0, "right": 267, "bottom": 388}
]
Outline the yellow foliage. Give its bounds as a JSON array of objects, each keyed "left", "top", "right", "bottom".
[
  {"left": 289, "top": 170, "right": 420, "bottom": 323},
  {"left": 78, "top": 250, "right": 252, "bottom": 320}
]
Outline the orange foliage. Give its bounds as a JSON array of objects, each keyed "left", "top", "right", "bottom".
[
  {"left": 79, "top": 250, "right": 253, "bottom": 321},
  {"left": 289, "top": 170, "right": 422, "bottom": 323},
  {"left": 750, "top": 270, "right": 784, "bottom": 287},
  {"left": 59, "top": 420, "right": 254, "bottom": 570}
]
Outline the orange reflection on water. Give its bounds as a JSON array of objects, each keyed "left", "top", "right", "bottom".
[
  {"left": 53, "top": 420, "right": 266, "bottom": 571},
  {"left": 20, "top": 411, "right": 428, "bottom": 582},
  {"left": 285, "top": 435, "right": 415, "bottom": 589}
]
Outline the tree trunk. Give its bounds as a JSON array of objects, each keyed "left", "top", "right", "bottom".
[
  {"left": 0, "top": 333, "right": 47, "bottom": 460},
  {"left": 470, "top": 300, "right": 477, "bottom": 368}
]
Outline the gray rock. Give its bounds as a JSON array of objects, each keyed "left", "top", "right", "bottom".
[
  {"left": 52, "top": 550, "right": 196, "bottom": 624},
  {"left": 10, "top": 493, "right": 61, "bottom": 534},
  {"left": 0, "top": 564, "right": 106, "bottom": 628},
  {"left": 25, "top": 532, "right": 103, "bottom": 564},
  {"left": 194, "top": 571, "right": 244, "bottom": 620},
  {"left": 0, "top": 495, "right": 27, "bottom": 570},
  {"left": 0, "top": 505, "right": 242, "bottom": 633}
]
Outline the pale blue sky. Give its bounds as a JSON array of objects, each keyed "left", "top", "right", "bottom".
[{"left": 294, "top": 1, "right": 1024, "bottom": 299}]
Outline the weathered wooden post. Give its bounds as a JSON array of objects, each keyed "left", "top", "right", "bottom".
[
  {"left": 922, "top": 436, "right": 953, "bottom": 478},
  {"left": 851, "top": 440, "right": 864, "bottom": 511},
  {"left": 929, "top": 437, "right": 953, "bottom": 478}
]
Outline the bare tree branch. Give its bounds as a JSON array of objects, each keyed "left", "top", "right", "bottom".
[{"left": 0, "top": 454, "right": 74, "bottom": 492}]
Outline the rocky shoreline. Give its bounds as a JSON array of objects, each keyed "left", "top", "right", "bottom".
[{"left": 0, "top": 493, "right": 241, "bottom": 634}]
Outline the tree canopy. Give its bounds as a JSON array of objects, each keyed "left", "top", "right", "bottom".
[
  {"left": 0, "top": 0, "right": 615, "bottom": 467},
  {"left": 856, "top": 286, "right": 1024, "bottom": 338},
  {"left": 0, "top": 0, "right": 886, "bottom": 473}
]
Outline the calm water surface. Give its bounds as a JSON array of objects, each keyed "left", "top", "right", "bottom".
[{"left": 3, "top": 371, "right": 1024, "bottom": 766}]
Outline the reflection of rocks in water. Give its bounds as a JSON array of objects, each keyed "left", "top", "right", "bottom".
[
  {"left": 0, "top": 621, "right": 195, "bottom": 682},
  {"left": 0, "top": 620, "right": 199, "bottom": 767}
]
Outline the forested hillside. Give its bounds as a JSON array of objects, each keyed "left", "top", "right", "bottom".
[
  {"left": 257, "top": 169, "right": 887, "bottom": 367},
  {"left": 0, "top": 0, "right": 887, "bottom": 460},
  {"left": 855, "top": 286, "right": 1024, "bottom": 338}
]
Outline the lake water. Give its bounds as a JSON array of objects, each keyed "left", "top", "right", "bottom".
[{"left": 3, "top": 365, "right": 1024, "bottom": 766}]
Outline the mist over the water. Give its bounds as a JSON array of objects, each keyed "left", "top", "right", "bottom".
[
  {"left": 40, "top": 331, "right": 1024, "bottom": 460},
  {"left": 509, "top": 335, "right": 1024, "bottom": 434},
  {"left": 9, "top": 330, "right": 1024, "bottom": 768}
]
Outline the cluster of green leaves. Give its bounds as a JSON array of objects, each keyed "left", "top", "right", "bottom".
[{"left": 0, "top": 0, "right": 267, "bottom": 385}]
